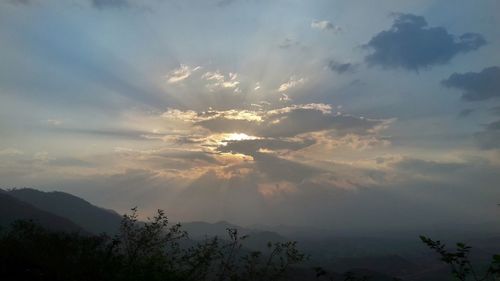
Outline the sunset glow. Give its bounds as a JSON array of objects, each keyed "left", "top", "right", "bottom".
[{"left": 0, "top": 0, "right": 499, "bottom": 232}]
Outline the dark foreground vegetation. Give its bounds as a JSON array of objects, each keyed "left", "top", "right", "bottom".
[
  {"left": 2, "top": 210, "right": 500, "bottom": 281},
  {"left": 1, "top": 208, "right": 308, "bottom": 281},
  {"left": 1, "top": 187, "right": 500, "bottom": 281},
  {"left": 419, "top": 236, "right": 500, "bottom": 281}
]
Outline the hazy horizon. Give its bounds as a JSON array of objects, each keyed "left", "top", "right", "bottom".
[{"left": 1, "top": 0, "right": 499, "bottom": 235}]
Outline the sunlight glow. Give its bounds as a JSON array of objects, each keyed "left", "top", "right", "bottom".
[{"left": 223, "top": 133, "right": 259, "bottom": 142}]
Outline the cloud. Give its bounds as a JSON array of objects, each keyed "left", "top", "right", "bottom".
[
  {"left": 43, "top": 119, "right": 64, "bottom": 126},
  {"left": 261, "top": 106, "right": 388, "bottom": 138},
  {"left": 442, "top": 66, "right": 500, "bottom": 101},
  {"left": 48, "top": 157, "right": 94, "bottom": 168},
  {"left": 391, "top": 157, "right": 467, "bottom": 175},
  {"left": 253, "top": 153, "right": 322, "bottom": 183},
  {"left": 114, "top": 148, "right": 221, "bottom": 168},
  {"left": 278, "top": 38, "right": 299, "bottom": 49},
  {"left": 218, "top": 138, "right": 316, "bottom": 157},
  {"left": 279, "top": 93, "right": 291, "bottom": 102},
  {"left": 364, "top": 13, "right": 486, "bottom": 70},
  {"left": 159, "top": 104, "right": 390, "bottom": 175},
  {"left": 475, "top": 120, "right": 500, "bottom": 149},
  {"left": 33, "top": 151, "right": 52, "bottom": 163},
  {"left": 91, "top": 0, "right": 129, "bottom": 9},
  {"left": 328, "top": 60, "right": 357, "bottom": 74},
  {"left": 174, "top": 103, "right": 389, "bottom": 139},
  {"left": 202, "top": 71, "right": 241, "bottom": 93},
  {"left": 457, "top": 109, "right": 475, "bottom": 118},
  {"left": 49, "top": 126, "right": 159, "bottom": 140},
  {"left": 195, "top": 118, "right": 259, "bottom": 134},
  {"left": 491, "top": 106, "right": 500, "bottom": 116},
  {"left": 0, "top": 148, "right": 24, "bottom": 156},
  {"left": 278, "top": 76, "right": 306, "bottom": 92},
  {"left": 311, "top": 20, "right": 341, "bottom": 32},
  {"left": 162, "top": 65, "right": 249, "bottom": 110},
  {"left": 166, "top": 65, "right": 201, "bottom": 84}
]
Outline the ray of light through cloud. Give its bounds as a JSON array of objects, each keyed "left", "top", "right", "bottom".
[{"left": 0, "top": 0, "right": 499, "bottom": 234}]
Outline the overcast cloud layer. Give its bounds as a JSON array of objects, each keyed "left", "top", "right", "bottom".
[{"left": 1, "top": 0, "right": 499, "bottom": 235}]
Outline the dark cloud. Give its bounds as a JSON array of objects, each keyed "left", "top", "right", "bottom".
[
  {"left": 278, "top": 38, "right": 299, "bottom": 49},
  {"left": 364, "top": 13, "right": 486, "bottom": 70},
  {"left": 491, "top": 106, "right": 500, "bottom": 116},
  {"left": 153, "top": 150, "right": 219, "bottom": 165},
  {"left": 475, "top": 120, "right": 500, "bottom": 149},
  {"left": 194, "top": 106, "right": 385, "bottom": 138},
  {"left": 91, "top": 0, "right": 129, "bottom": 9},
  {"left": 48, "top": 157, "right": 94, "bottom": 167},
  {"left": 328, "top": 60, "right": 357, "bottom": 74},
  {"left": 214, "top": 137, "right": 323, "bottom": 184},
  {"left": 253, "top": 153, "right": 321, "bottom": 183},
  {"left": 195, "top": 118, "right": 259, "bottom": 134},
  {"left": 391, "top": 157, "right": 467, "bottom": 175},
  {"left": 261, "top": 109, "right": 384, "bottom": 138},
  {"left": 49, "top": 127, "right": 158, "bottom": 140},
  {"left": 442, "top": 66, "right": 500, "bottom": 101},
  {"left": 218, "top": 138, "right": 315, "bottom": 157},
  {"left": 457, "top": 109, "right": 475, "bottom": 118}
]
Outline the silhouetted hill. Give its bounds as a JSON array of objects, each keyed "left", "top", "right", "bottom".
[
  {"left": 2, "top": 187, "right": 497, "bottom": 281},
  {"left": 183, "top": 221, "right": 242, "bottom": 238},
  {"left": 6, "top": 188, "right": 122, "bottom": 234},
  {"left": 0, "top": 192, "right": 83, "bottom": 233},
  {"left": 183, "top": 220, "right": 286, "bottom": 251}
]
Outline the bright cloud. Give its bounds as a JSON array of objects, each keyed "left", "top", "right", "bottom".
[
  {"left": 166, "top": 64, "right": 201, "bottom": 84},
  {"left": 278, "top": 76, "right": 307, "bottom": 92},
  {"left": 202, "top": 71, "right": 241, "bottom": 92},
  {"left": 311, "top": 20, "right": 341, "bottom": 32}
]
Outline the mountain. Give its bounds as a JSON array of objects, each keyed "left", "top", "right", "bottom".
[
  {"left": 3, "top": 188, "right": 286, "bottom": 246},
  {"left": 182, "top": 220, "right": 286, "bottom": 251},
  {"left": 0, "top": 192, "right": 83, "bottom": 233},
  {"left": 6, "top": 188, "right": 123, "bottom": 234},
  {"left": 2, "top": 187, "right": 497, "bottom": 281},
  {"left": 182, "top": 221, "right": 243, "bottom": 238}
]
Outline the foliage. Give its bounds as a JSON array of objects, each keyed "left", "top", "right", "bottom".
[
  {"left": 0, "top": 208, "right": 306, "bottom": 281},
  {"left": 420, "top": 235, "right": 500, "bottom": 281}
]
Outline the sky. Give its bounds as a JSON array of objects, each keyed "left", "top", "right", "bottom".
[{"left": 1, "top": 0, "right": 500, "bottom": 234}]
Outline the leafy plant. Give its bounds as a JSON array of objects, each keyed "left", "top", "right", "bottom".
[
  {"left": 0, "top": 208, "right": 307, "bottom": 281},
  {"left": 420, "top": 235, "right": 500, "bottom": 281}
]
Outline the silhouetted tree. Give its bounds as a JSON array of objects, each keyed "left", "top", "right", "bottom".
[
  {"left": 420, "top": 236, "right": 500, "bottom": 281},
  {"left": 0, "top": 208, "right": 307, "bottom": 281}
]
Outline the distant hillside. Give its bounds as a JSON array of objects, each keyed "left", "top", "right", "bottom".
[
  {"left": 6, "top": 188, "right": 123, "bottom": 234},
  {"left": 0, "top": 187, "right": 475, "bottom": 280},
  {"left": 0, "top": 192, "right": 83, "bottom": 233},
  {"left": 3, "top": 188, "right": 286, "bottom": 246},
  {"left": 182, "top": 221, "right": 243, "bottom": 238},
  {"left": 182, "top": 220, "right": 286, "bottom": 251}
]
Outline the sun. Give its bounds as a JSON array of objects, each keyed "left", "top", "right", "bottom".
[{"left": 224, "top": 133, "right": 259, "bottom": 141}]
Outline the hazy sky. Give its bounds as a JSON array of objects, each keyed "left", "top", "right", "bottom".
[{"left": 1, "top": 0, "right": 500, "bottom": 233}]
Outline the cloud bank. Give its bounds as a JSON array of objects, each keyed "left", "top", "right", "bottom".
[
  {"left": 442, "top": 66, "right": 500, "bottom": 101},
  {"left": 365, "top": 13, "right": 486, "bottom": 70}
]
